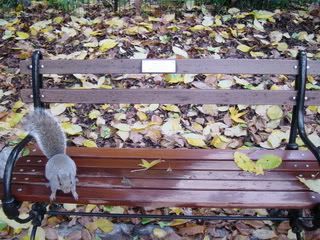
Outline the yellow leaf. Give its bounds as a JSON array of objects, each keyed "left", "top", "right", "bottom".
[
  {"left": 16, "top": 31, "right": 30, "bottom": 39},
  {"left": 237, "top": 44, "right": 252, "bottom": 53},
  {"left": 161, "top": 104, "right": 180, "bottom": 113},
  {"left": 169, "top": 207, "right": 184, "bottom": 215},
  {"left": 190, "top": 25, "right": 205, "bottom": 32},
  {"left": 164, "top": 74, "right": 184, "bottom": 84},
  {"left": 276, "top": 42, "right": 288, "bottom": 52},
  {"left": 211, "top": 135, "right": 230, "bottom": 149},
  {"left": 125, "top": 26, "right": 149, "bottom": 35},
  {"left": 53, "top": 16, "right": 63, "bottom": 24},
  {"left": 169, "top": 219, "right": 189, "bottom": 226},
  {"left": 138, "top": 159, "right": 163, "bottom": 170},
  {"left": 234, "top": 152, "right": 264, "bottom": 175},
  {"left": 105, "top": 17, "right": 125, "bottom": 29},
  {"left": 13, "top": 100, "right": 24, "bottom": 112},
  {"left": 137, "top": 111, "right": 148, "bottom": 121},
  {"left": 267, "top": 105, "right": 283, "bottom": 120},
  {"left": 250, "top": 51, "right": 266, "bottom": 58},
  {"left": 89, "top": 109, "right": 101, "bottom": 119},
  {"left": 83, "top": 139, "right": 97, "bottom": 148},
  {"left": 99, "top": 39, "right": 118, "bottom": 52},
  {"left": 61, "top": 122, "right": 82, "bottom": 135},
  {"left": 183, "top": 133, "right": 207, "bottom": 148},
  {"left": 7, "top": 112, "right": 24, "bottom": 127},
  {"left": 229, "top": 107, "right": 247, "bottom": 124},
  {"left": 85, "top": 204, "right": 97, "bottom": 212},
  {"left": 95, "top": 219, "right": 114, "bottom": 233},
  {"left": 252, "top": 10, "right": 274, "bottom": 21}
]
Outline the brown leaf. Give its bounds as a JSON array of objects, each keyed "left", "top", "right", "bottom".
[
  {"left": 81, "top": 229, "right": 92, "bottom": 240},
  {"left": 179, "top": 224, "right": 205, "bottom": 235},
  {"left": 243, "top": 220, "right": 265, "bottom": 229},
  {"left": 235, "top": 222, "right": 252, "bottom": 236}
]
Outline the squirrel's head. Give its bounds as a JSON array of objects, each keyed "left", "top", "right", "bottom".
[{"left": 58, "top": 173, "right": 74, "bottom": 193}]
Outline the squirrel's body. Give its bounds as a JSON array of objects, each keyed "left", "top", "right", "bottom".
[{"left": 23, "top": 109, "right": 78, "bottom": 201}]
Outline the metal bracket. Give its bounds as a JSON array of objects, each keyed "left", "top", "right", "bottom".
[
  {"left": 287, "top": 51, "right": 320, "bottom": 164},
  {"left": 31, "top": 50, "right": 44, "bottom": 109}
]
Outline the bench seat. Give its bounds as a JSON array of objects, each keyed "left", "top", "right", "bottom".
[{"left": 1, "top": 147, "right": 320, "bottom": 209}]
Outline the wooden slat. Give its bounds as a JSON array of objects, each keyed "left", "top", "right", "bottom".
[
  {"left": 4, "top": 185, "right": 319, "bottom": 208},
  {"left": 14, "top": 157, "right": 319, "bottom": 172},
  {"left": 27, "top": 147, "right": 319, "bottom": 161},
  {"left": 10, "top": 174, "right": 310, "bottom": 191},
  {"left": 20, "top": 89, "right": 320, "bottom": 105},
  {"left": 13, "top": 169, "right": 319, "bottom": 181},
  {"left": 20, "top": 59, "right": 320, "bottom": 75}
]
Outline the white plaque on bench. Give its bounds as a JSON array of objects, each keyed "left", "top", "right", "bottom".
[{"left": 142, "top": 60, "right": 176, "bottom": 73}]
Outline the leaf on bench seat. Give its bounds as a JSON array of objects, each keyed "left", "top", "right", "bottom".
[
  {"left": 298, "top": 177, "right": 320, "bottom": 193},
  {"left": 234, "top": 152, "right": 263, "bottom": 175},
  {"left": 131, "top": 159, "right": 164, "bottom": 172},
  {"left": 256, "top": 154, "right": 282, "bottom": 170}
]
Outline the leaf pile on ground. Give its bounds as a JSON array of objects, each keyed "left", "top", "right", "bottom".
[{"left": 0, "top": 2, "right": 320, "bottom": 239}]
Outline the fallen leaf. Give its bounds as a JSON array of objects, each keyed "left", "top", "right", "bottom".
[
  {"left": 161, "top": 104, "right": 180, "bottom": 113},
  {"left": 234, "top": 152, "right": 264, "bottom": 175},
  {"left": 16, "top": 31, "right": 30, "bottom": 40},
  {"left": 237, "top": 44, "right": 252, "bottom": 53},
  {"left": 256, "top": 154, "right": 282, "bottom": 170},
  {"left": 183, "top": 133, "right": 207, "bottom": 148},
  {"left": 61, "top": 122, "right": 82, "bottom": 135},
  {"left": 88, "top": 109, "right": 101, "bottom": 119},
  {"left": 99, "top": 39, "right": 118, "bottom": 52},
  {"left": 229, "top": 107, "right": 247, "bottom": 124},
  {"left": 134, "top": 159, "right": 164, "bottom": 171},
  {"left": 298, "top": 177, "right": 320, "bottom": 193},
  {"left": 95, "top": 219, "right": 114, "bottom": 233},
  {"left": 267, "top": 106, "right": 283, "bottom": 120},
  {"left": 172, "top": 46, "right": 188, "bottom": 58},
  {"left": 83, "top": 139, "right": 97, "bottom": 148}
]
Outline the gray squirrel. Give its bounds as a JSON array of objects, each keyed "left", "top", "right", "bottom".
[{"left": 23, "top": 108, "right": 78, "bottom": 201}]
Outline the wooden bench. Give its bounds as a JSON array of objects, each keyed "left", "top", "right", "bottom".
[{"left": 2, "top": 50, "right": 320, "bottom": 239}]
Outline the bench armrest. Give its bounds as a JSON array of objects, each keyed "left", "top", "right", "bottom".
[{"left": 2, "top": 135, "right": 35, "bottom": 222}]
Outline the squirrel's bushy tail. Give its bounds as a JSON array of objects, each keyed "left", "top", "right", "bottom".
[{"left": 23, "top": 108, "right": 66, "bottom": 158}]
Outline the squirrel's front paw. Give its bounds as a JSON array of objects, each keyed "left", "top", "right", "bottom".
[{"left": 50, "top": 191, "right": 57, "bottom": 202}]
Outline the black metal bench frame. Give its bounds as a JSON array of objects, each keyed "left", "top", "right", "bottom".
[{"left": 2, "top": 50, "right": 320, "bottom": 240}]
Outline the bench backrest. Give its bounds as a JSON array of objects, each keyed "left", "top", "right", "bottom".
[{"left": 20, "top": 58, "right": 320, "bottom": 106}]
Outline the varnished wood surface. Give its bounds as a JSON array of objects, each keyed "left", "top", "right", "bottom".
[
  {"left": 20, "top": 59, "right": 320, "bottom": 75},
  {"left": 1, "top": 147, "right": 319, "bottom": 208},
  {"left": 21, "top": 89, "right": 320, "bottom": 105}
]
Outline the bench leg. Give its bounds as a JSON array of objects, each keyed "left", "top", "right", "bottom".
[{"left": 29, "top": 203, "right": 47, "bottom": 240}]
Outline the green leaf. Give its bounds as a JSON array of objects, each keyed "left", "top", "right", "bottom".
[
  {"left": 0, "top": 220, "right": 7, "bottom": 231},
  {"left": 16, "top": 31, "right": 30, "bottom": 40},
  {"left": 256, "top": 154, "right": 282, "bottom": 170}
]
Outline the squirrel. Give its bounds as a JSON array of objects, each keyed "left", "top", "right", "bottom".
[{"left": 23, "top": 108, "right": 78, "bottom": 201}]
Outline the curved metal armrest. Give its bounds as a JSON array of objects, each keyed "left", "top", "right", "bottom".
[
  {"left": 2, "top": 135, "right": 34, "bottom": 221},
  {"left": 296, "top": 52, "right": 320, "bottom": 164}
]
